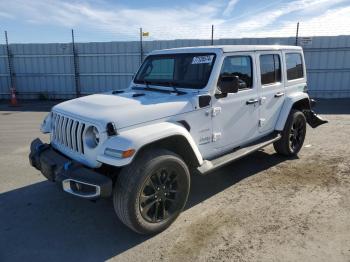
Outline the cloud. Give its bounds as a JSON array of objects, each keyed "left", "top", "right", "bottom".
[
  {"left": 222, "top": 0, "right": 348, "bottom": 30},
  {"left": 297, "top": 5, "right": 350, "bottom": 36},
  {"left": 0, "top": 0, "right": 349, "bottom": 41},
  {"left": 0, "top": 0, "right": 227, "bottom": 40},
  {"left": 223, "top": 0, "right": 239, "bottom": 16},
  {"left": 0, "top": 11, "right": 14, "bottom": 19},
  {"left": 216, "top": 0, "right": 350, "bottom": 38}
]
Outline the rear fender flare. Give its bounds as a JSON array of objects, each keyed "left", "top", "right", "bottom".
[{"left": 275, "top": 92, "right": 309, "bottom": 131}]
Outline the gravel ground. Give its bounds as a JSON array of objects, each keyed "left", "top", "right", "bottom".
[{"left": 0, "top": 99, "right": 349, "bottom": 262}]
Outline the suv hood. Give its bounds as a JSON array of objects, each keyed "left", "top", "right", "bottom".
[{"left": 53, "top": 90, "right": 196, "bottom": 129}]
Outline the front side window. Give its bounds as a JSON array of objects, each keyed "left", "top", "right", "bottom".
[
  {"left": 134, "top": 53, "right": 216, "bottom": 89},
  {"left": 286, "top": 53, "right": 304, "bottom": 80},
  {"left": 260, "top": 54, "right": 281, "bottom": 85},
  {"left": 220, "top": 56, "right": 253, "bottom": 89}
]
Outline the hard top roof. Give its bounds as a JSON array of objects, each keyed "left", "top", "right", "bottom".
[{"left": 150, "top": 45, "right": 302, "bottom": 55}]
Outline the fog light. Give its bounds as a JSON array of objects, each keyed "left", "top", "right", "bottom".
[{"left": 104, "top": 148, "right": 135, "bottom": 158}]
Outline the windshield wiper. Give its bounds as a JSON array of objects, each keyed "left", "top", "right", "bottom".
[
  {"left": 132, "top": 80, "right": 172, "bottom": 94},
  {"left": 133, "top": 80, "right": 186, "bottom": 95},
  {"left": 144, "top": 80, "right": 151, "bottom": 89},
  {"left": 163, "top": 81, "right": 186, "bottom": 95}
]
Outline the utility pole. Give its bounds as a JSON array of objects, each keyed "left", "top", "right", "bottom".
[
  {"left": 71, "top": 29, "right": 81, "bottom": 97},
  {"left": 140, "top": 28, "right": 143, "bottom": 65},
  {"left": 5, "top": 31, "right": 16, "bottom": 92},
  {"left": 211, "top": 25, "right": 214, "bottom": 46},
  {"left": 5, "top": 30, "right": 17, "bottom": 105},
  {"left": 295, "top": 22, "right": 300, "bottom": 46}
]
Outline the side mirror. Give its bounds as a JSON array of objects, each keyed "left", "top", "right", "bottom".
[{"left": 218, "top": 75, "right": 241, "bottom": 94}]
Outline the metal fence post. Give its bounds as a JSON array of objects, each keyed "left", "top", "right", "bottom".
[
  {"left": 71, "top": 29, "right": 81, "bottom": 97},
  {"left": 295, "top": 22, "right": 300, "bottom": 46},
  {"left": 5, "top": 31, "right": 16, "bottom": 98},
  {"left": 140, "top": 28, "right": 143, "bottom": 65},
  {"left": 211, "top": 25, "right": 214, "bottom": 45}
]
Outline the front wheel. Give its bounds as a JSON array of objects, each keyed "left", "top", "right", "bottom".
[
  {"left": 274, "top": 109, "right": 307, "bottom": 156},
  {"left": 113, "top": 148, "right": 190, "bottom": 234}
]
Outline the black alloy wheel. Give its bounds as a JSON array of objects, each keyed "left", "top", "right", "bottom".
[
  {"left": 139, "top": 166, "right": 181, "bottom": 223},
  {"left": 113, "top": 148, "right": 190, "bottom": 234},
  {"left": 289, "top": 116, "right": 306, "bottom": 153},
  {"left": 273, "top": 109, "right": 307, "bottom": 156}
]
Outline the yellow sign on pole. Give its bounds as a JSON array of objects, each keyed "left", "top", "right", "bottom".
[{"left": 142, "top": 32, "right": 149, "bottom": 37}]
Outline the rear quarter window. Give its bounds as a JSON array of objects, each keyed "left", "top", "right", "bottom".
[
  {"left": 286, "top": 53, "right": 304, "bottom": 80},
  {"left": 260, "top": 54, "right": 281, "bottom": 85}
]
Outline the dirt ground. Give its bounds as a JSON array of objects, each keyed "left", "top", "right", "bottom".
[{"left": 0, "top": 99, "right": 349, "bottom": 262}]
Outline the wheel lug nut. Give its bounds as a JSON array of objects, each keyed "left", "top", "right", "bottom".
[{"left": 155, "top": 195, "right": 157, "bottom": 198}]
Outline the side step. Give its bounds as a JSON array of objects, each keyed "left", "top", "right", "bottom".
[{"left": 197, "top": 133, "right": 281, "bottom": 175}]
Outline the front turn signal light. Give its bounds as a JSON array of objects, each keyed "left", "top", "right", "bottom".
[
  {"left": 121, "top": 149, "right": 135, "bottom": 158},
  {"left": 104, "top": 148, "right": 135, "bottom": 158}
]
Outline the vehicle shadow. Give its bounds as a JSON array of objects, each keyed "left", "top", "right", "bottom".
[
  {"left": 187, "top": 150, "right": 290, "bottom": 207},
  {"left": 0, "top": 150, "right": 288, "bottom": 261}
]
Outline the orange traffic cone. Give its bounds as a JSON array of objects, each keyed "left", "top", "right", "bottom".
[{"left": 10, "top": 88, "right": 18, "bottom": 106}]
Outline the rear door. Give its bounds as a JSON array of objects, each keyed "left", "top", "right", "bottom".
[{"left": 256, "top": 51, "right": 285, "bottom": 133}]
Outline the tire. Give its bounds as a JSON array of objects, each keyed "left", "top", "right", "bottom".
[
  {"left": 273, "top": 109, "right": 307, "bottom": 156},
  {"left": 113, "top": 148, "right": 190, "bottom": 234}
]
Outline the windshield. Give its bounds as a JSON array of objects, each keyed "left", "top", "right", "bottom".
[{"left": 134, "top": 53, "right": 216, "bottom": 89}]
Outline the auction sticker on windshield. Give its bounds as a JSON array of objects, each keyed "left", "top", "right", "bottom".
[{"left": 192, "top": 55, "right": 214, "bottom": 64}]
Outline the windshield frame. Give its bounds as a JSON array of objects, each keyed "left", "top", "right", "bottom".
[{"left": 133, "top": 52, "right": 217, "bottom": 89}]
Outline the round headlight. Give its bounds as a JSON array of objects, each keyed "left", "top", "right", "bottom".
[{"left": 85, "top": 126, "right": 100, "bottom": 148}]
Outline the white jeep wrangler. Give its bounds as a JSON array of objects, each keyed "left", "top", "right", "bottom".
[{"left": 30, "top": 45, "right": 327, "bottom": 234}]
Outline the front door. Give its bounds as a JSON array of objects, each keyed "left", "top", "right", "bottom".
[
  {"left": 256, "top": 51, "right": 285, "bottom": 133},
  {"left": 211, "top": 53, "right": 260, "bottom": 154}
]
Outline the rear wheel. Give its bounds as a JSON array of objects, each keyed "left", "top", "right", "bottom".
[
  {"left": 113, "top": 148, "right": 190, "bottom": 234},
  {"left": 274, "top": 109, "right": 306, "bottom": 156}
]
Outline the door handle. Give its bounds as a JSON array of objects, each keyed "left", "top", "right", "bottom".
[
  {"left": 274, "top": 92, "right": 285, "bottom": 98},
  {"left": 246, "top": 98, "right": 259, "bottom": 105}
]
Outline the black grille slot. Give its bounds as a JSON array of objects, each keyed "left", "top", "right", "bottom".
[{"left": 52, "top": 112, "right": 85, "bottom": 155}]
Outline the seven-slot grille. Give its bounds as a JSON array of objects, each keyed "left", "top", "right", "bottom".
[{"left": 52, "top": 112, "right": 86, "bottom": 154}]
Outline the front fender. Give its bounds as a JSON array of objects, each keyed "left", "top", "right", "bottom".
[
  {"left": 40, "top": 113, "right": 52, "bottom": 134},
  {"left": 96, "top": 122, "right": 203, "bottom": 167},
  {"left": 275, "top": 92, "right": 309, "bottom": 131}
]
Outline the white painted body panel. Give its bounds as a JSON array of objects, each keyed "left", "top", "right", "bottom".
[
  {"left": 97, "top": 122, "right": 204, "bottom": 166},
  {"left": 211, "top": 52, "right": 260, "bottom": 153},
  {"left": 275, "top": 91, "right": 309, "bottom": 131},
  {"left": 256, "top": 50, "right": 286, "bottom": 134},
  {"left": 275, "top": 50, "right": 308, "bottom": 130},
  {"left": 40, "top": 45, "right": 309, "bottom": 168},
  {"left": 53, "top": 91, "right": 195, "bottom": 130}
]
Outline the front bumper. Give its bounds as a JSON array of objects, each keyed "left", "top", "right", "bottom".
[{"left": 29, "top": 138, "right": 112, "bottom": 199}]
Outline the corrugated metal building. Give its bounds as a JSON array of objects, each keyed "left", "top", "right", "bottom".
[{"left": 0, "top": 35, "right": 349, "bottom": 99}]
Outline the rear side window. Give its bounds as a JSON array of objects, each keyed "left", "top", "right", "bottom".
[
  {"left": 286, "top": 53, "right": 304, "bottom": 80},
  {"left": 220, "top": 56, "right": 253, "bottom": 89},
  {"left": 260, "top": 54, "right": 281, "bottom": 85}
]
